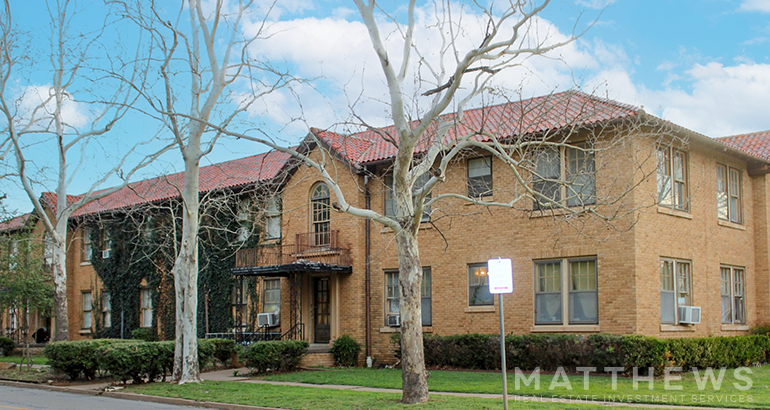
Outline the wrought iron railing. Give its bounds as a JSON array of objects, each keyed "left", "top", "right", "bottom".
[{"left": 235, "top": 230, "right": 351, "bottom": 269}]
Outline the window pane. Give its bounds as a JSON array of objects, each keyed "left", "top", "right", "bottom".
[
  {"left": 569, "top": 292, "right": 598, "bottom": 324},
  {"left": 657, "top": 147, "right": 672, "bottom": 206},
  {"left": 422, "top": 268, "right": 431, "bottom": 326},
  {"left": 263, "top": 279, "right": 281, "bottom": 313},
  {"left": 570, "top": 260, "right": 596, "bottom": 291},
  {"left": 729, "top": 168, "right": 741, "bottom": 223},
  {"left": 677, "top": 262, "right": 691, "bottom": 306},
  {"left": 660, "top": 260, "right": 673, "bottom": 291},
  {"left": 534, "top": 148, "right": 561, "bottom": 207},
  {"left": 468, "top": 264, "right": 493, "bottom": 306},
  {"left": 717, "top": 165, "right": 728, "bottom": 220},
  {"left": 536, "top": 262, "right": 561, "bottom": 292},
  {"left": 721, "top": 267, "right": 732, "bottom": 324},
  {"left": 386, "top": 271, "right": 399, "bottom": 315},
  {"left": 661, "top": 291, "right": 675, "bottom": 324},
  {"left": 535, "top": 294, "right": 562, "bottom": 324},
  {"left": 468, "top": 157, "right": 492, "bottom": 178},
  {"left": 566, "top": 146, "right": 596, "bottom": 206}
]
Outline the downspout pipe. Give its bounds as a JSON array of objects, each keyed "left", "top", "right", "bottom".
[{"left": 364, "top": 173, "right": 373, "bottom": 367}]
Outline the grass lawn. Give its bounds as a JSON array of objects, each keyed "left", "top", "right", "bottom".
[
  {"left": 260, "top": 367, "right": 770, "bottom": 409},
  {"left": 0, "top": 367, "right": 53, "bottom": 382},
  {"left": 0, "top": 355, "right": 49, "bottom": 366},
  {"left": 129, "top": 381, "right": 645, "bottom": 410}
]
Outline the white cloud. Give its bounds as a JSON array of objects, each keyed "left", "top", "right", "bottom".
[
  {"left": 15, "top": 85, "right": 90, "bottom": 131},
  {"left": 739, "top": 0, "right": 770, "bottom": 12}
]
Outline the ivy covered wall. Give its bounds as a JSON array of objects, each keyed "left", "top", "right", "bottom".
[{"left": 88, "top": 191, "right": 266, "bottom": 340}]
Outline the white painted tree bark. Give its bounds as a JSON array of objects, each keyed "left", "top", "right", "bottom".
[{"left": 0, "top": 0, "right": 165, "bottom": 341}]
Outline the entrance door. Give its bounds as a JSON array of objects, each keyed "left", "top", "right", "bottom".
[{"left": 313, "top": 277, "right": 330, "bottom": 343}]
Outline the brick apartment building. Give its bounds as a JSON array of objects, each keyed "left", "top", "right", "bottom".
[{"left": 5, "top": 91, "right": 770, "bottom": 365}]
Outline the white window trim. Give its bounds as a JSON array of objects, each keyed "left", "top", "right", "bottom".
[
  {"left": 720, "top": 265, "right": 746, "bottom": 325},
  {"left": 657, "top": 146, "right": 689, "bottom": 212},
  {"left": 660, "top": 258, "right": 692, "bottom": 325}
]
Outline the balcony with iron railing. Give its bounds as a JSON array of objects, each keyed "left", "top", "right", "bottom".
[{"left": 235, "top": 230, "right": 352, "bottom": 270}]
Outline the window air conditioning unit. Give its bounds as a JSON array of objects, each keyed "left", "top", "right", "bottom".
[
  {"left": 386, "top": 314, "right": 401, "bottom": 327},
  {"left": 678, "top": 306, "right": 701, "bottom": 325},
  {"left": 257, "top": 312, "right": 279, "bottom": 328},
  {"left": 102, "top": 249, "right": 111, "bottom": 259}
]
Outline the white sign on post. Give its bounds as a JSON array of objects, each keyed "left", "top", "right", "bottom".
[{"left": 487, "top": 258, "right": 513, "bottom": 294}]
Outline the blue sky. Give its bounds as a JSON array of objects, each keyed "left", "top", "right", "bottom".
[{"left": 3, "top": 0, "right": 770, "bottom": 215}]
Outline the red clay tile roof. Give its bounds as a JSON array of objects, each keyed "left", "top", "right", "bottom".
[
  {"left": 0, "top": 213, "right": 31, "bottom": 232},
  {"left": 717, "top": 130, "right": 770, "bottom": 161},
  {"left": 44, "top": 150, "right": 291, "bottom": 218},
  {"left": 312, "top": 90, "right": 640, "bottom": 165}
]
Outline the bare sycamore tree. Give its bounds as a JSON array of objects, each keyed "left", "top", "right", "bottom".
[
  {"left": 113, "top": 0, "right": 297, "bottom": 383},
  {"left": 211, "top": 0, "right": 679, "bottom": 404},
  {"left": 0, "top": 0, "right": 168, "bottom": 341}
]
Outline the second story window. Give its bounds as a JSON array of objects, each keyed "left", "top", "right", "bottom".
[
  {"left": 265, "top": 195, "right": 281, "bottom": 240},
  {"left": 657, "top": 146, "right": 688, "bottom": 211},
  {"left": 532, "top": 144, "right": 595, "bottom": 209},
  {"left": 717, "top": 164, "right": 742, "bottom": 224},
  {"left": 467, "top": 157, "right": 493, "bottom": 197},
  {"left": 384, "top": 173, "right": 431, "bottom": 221},
  {"left": 82, "top": 227, "right": 93, "bottom": 262},
  {"left": 311, "top": 184, "right": 330, "bottom": 247}
]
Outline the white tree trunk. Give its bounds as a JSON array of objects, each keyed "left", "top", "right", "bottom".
[
  {"left": 395, "top": 231, "right": 428, "bottom": 403},
  {"left": 51, "top": 229, "right": 69, "bottom": 341},
  {"left": 172, "top": 153, "right": 201, "bottom": 384}
]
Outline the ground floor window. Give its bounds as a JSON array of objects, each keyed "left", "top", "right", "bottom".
[
  {"left": 101, "top": 292, "right": 111, "bottom": 328},
  {"left": 385, "top": 268, "right": 432, "bottom": 326},
  {"left": 468, "top": 264, "right": 493, "bottom": 306},
  {"left": 263, "top": 278, "right": 280, "bottom": 313},
  {"left": 660, "top": 258, "right": 691, "bottom": 324},
  {"left": 82, "top": 291, "right": 93, "bottom": 329},
  {"left": 721, "top": 265, "right": 746, "bottom": 324},
  {"left": 140, "top": 288, "right": 153, "bottom": 328},
  {"left": 534, "top": 257, "right": 598, "bottom": 325}
]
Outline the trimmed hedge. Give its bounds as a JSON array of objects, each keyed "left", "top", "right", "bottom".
[
  {"left": 44, "top": 338, "right": 237, "bottom": 381},
  {"left": 420, "top": 333, "right": 769, "bottom": 374},
  {"left": 331, "top": 335, "right": 362, "bottom": 367},
  {"left": 242, "top": 340, "right": 308, "bottom": 374},
  {"left": 0, "top": 337, "right": 15, "bottom": 356}
]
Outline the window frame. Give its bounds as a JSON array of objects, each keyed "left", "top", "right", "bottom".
[
  {"left": 140, "top": 287, "right": 154, "bottom": 328},
  {"left": 533, "top": 257, "right": 598, "bottom": 326},
  {"left": 384, "top": 173, "right": 431, "bottom": 222},
  {"left": 720, "top": 265, "right": 746, "bottom": 325},
  {"left": 384, "top": 267, "right": 432, "bottom": 326},
  {"left": 657, "top": 146, "right": 689, "bottom": 212},
  {"left": 264, "top": 195, "right": 282, "bottom": 240},
  {"left": 310, "top": 183, "right": 331, "bottom": 247},
  {"left": 82, "top": 227, "right": 93, "bottom": 262},
  {"left": 532, "top": 143, "right": 596, "bottom": 209},
  {"left": 717, "top": 164, "right": 743, "bottom": 224},
  {"left": 467, "top": 156, "right": 493, "bottom": 198},
  {"left": 262, "top": 278, "right": 281, "bottom": 314},
  {"left": 81, "top": 291, "right": 93, "bottom": 330},
  {"left": 660, "top": 258, "right": 692, "bottom": 325},
  {"left": 101, "top": 292, "right": 111, "bottom": 328},
  {"left": 468, "top": 263, "right": 494, "bottom": 306}
]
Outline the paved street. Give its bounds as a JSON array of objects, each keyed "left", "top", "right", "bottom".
[{"left": 0, "top": 385, "right": 206, "bottom": 410}]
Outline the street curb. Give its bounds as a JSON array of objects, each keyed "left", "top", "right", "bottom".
[{"left": 0, "top": 380, "right": 284, "bottom": 410}]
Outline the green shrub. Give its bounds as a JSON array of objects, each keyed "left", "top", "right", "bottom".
[
  {"left": 207, "top": 338, "right": 238, "bottom": 367},
  {"left": 507, "top": 334, "right": 587, "bottom": 371},
  {"left": 751, "top": 324, "right": 770, "bottom": 337},
  {"left": 131, "top": 328, "right": 156, "bottom": 342},
  {"left": 424, "top": 334, "right": 498, "bottom": 369},
  {"left": 98, "top": 341, "right": 174, "bottom": 383},
  {"left": 331, "top": 335, "right": 362, "bottom": 367},
  {"left": 586, "top": 334, "right": 624, "bottom": 369},
  {"left": 0, "top": 337, "right": 15, "bottom": 356},
  {"left": 44, "top": 339, "right": 130, "bottom": 380},
  {"left": 243, "top": 340, "right": 308, "bottom": 374},
  {"left": 620, "top": 335, "right": 667, "bottom": 373}
]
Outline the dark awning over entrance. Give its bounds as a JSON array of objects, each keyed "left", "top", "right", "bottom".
[{"left": 231, "top": 262, "right": 352, "bottom": 277}]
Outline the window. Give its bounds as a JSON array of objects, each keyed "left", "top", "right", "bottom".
[
  {"left": 236, "top": 199, "right": 251, "bottom": 242},
  {"left": 717, "top": 164, "right": 742, "bottom": 224},
  {"left": 82, "top": 227, "right": 92, "bottom": 261},
  {"left": 232, "top": 279, "right": 248, "bottom": 328},
  {"left": 385, "top": 268, "right": 432, "bottom": 326},
  {"left": 384, "top": 173, "right": 431, "bottom": 221},
  {"left": 82, "top": 291, "right": 93, "bottom": 329},
  {"left": 467, "top": 157, "right": 493, "bottom": 197},
  {"left": 534, "top": 258, "right": 598, "bottom": 325},
  {"left": 102, "top": 292, "right": 112, "bottom": 328},
  {"left": 468, "top": 264, "right": 493, "bottom": 306},
  {"left": 263, "top": 278, "right": 280, "bottom": 314},
  {"left": 660, "top": 258, "right": 691, "bottom": 324},
  {"left": 532, "top": 144, "right": 595, "bottom": 208},
  {"left": 311, "top": 184, "right": 330, "bottom": 246},
  {"left": 140, "top": 288, "right": 153, "bottom": 328},
  {"left": 657, "top": 146, "right": 688, "bottom": 211},
  {"left": 721, "top": 266, "right": 746, "bottom": 324},
  {"left": 43, "top": 234, "right": 53, "bottom": 267},
  {"left": 265, "top": 195, "right": 281, "bottom": 240}
]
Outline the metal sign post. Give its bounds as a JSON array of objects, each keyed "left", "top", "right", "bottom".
[{"left": 488, "top": 258, "right": 513, "bottom": 410}]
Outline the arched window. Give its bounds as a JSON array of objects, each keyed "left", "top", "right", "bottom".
[{"left": 310, "top": 183, "right": 330, "bottom": 246}]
